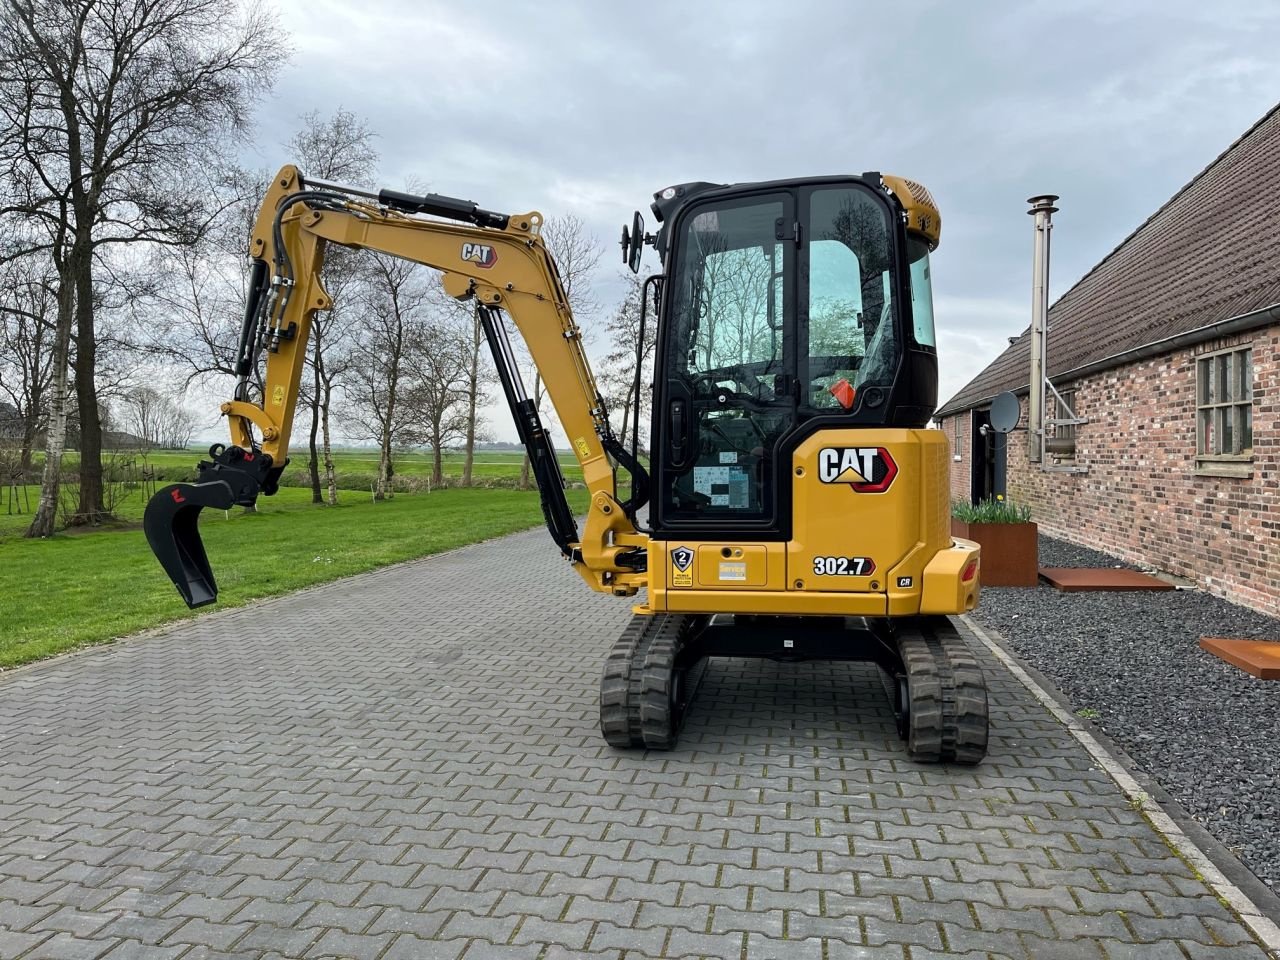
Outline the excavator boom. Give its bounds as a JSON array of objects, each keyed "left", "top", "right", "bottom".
[{"left": 144, "top": 165, "right": 648, "bottom": 607}]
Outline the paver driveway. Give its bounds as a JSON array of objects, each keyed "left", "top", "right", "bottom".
[{"left": 0, "top": 527, "right": 1272, "bottom": 959}]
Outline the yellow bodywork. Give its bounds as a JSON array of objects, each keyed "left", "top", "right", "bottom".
[{"left": 643, "top": 430, "right": 979, "bottom": 618}]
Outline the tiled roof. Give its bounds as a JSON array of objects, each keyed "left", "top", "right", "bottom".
[{"left": 938, "top": 102, "right": 1280, "bottom": 417}]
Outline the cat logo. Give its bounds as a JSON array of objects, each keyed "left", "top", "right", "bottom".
[
  {"left": 461, "top": 242, "right": 496, "bottom": 268},
  {"left": 816, "top": 447, "right": 898, "bottom": 493}
]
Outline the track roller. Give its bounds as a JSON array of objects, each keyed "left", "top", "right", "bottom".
[
  {"left": 893, "top": 617, "right": 988, "bottom": 764},
  {"left": 599, "top": 613, "right": 707, "bottom": 750}
]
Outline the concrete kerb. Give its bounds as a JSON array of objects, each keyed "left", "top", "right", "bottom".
[{"left": 962, "top": 613, "right": 1280, "bottom": 959}]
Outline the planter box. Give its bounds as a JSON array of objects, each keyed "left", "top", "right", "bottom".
[{"left": 951, "top": 519, "right": 1039, "bottom": 588}]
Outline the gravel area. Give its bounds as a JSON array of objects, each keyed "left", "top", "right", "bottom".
[{"left": 972, "top": 534, "right": 1280, "bottom": 893}]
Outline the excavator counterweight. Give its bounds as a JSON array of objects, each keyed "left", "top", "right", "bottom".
[{"left": 144, "top": 164, "right": 989, "bottom": 763}]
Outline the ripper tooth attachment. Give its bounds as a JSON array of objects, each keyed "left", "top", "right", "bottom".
[{"left": 143, "top": 444, "right": 284, "bottom": 609}]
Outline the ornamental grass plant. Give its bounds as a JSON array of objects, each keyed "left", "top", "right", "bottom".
[{"left": 952, "top": 495, "right": 1032, "bottom": 525}]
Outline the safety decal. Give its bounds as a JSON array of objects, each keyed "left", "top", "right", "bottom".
[
  {"left": 461, "top": 242, "right": 496, "bottom": 268},
  {"left": 671, "top": 546, "right": 694, "bottom": 588},
  {"left": 816, "top": 447, "right": 898, "bottom": 493}
]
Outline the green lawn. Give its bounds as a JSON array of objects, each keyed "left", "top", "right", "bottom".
[
  {"left": 34, "top": 447, "right": 584, "bottom": 485},
  {"left": 1, "top": 486, "right": 587, "bottom": 670}
]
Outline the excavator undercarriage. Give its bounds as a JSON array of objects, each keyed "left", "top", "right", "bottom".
[
  {"left": 600, "top": 613, "right": 986, "bottom": 763},
  {"left": 144, "top": 163, "right": 990, "bottom": 765}
]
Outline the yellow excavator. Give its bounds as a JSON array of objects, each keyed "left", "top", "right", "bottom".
[{"left": 144, "top": 164, "right": 987, "bottom": 763}]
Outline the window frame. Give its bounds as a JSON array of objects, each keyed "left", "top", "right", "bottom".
[
  {"left": 1195, "top": 344, "right": 1254, "bottom": 479},
  {"left": 797, "top": 182, "right": 904, "bottom": 415},
  {"left": 1045, "top": 388, "right": 1078, "bottom": 457}
]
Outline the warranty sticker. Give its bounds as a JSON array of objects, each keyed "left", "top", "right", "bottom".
[{"left": 671, "top": 546, "right": 694, "bottom": 587}]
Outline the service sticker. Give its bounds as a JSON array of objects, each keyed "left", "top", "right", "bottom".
[
  {"left": 719, "top": 561, "right": 747, "bottom": 582},
  {"left": 671, "top": 546, "right": 694, "bottom": 587}
]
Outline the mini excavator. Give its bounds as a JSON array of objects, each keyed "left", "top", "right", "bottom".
[{"left": 145, "top": 165, "right": 988, "bottom": 763}]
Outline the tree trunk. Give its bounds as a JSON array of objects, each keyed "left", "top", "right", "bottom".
[
  {"left": 19, "top": 413, "right": 39, "bottom": 476},
  {"left": 321, "top": 394, "right": 338, "bottom": 506},
  {"left": 27, "top": 273, "right": 75, "bottom": 539},
  {"left": 375, "top": 421, "right": 393, "bottom": 500},
  {"left": 307, "top": 407, "right": 322, "bottom": 503},
  {"left": 307, "top": 342, "right": 323, "bottom": 502},
  {"left": 432, "top": 437, "right": 444, "bottom": 487},
  {"left": 463, "top": 310, "right": 481, "bottom": 487},
  {"left": 618, "top": 393, "right": 633, "bottom": 449},
  {"left": 462, "top": 431, "right": 475, "bottom": 487},
  {"left": 72, "top": 247, "right": 103, "bottom": 525}
]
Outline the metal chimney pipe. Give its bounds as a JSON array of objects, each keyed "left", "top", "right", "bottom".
[{"left": 1027, "top": 194, "right": 1059, "bottom": 464}]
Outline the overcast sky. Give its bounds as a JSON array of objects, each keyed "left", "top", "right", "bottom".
[{"left": 241, "top": 0, "right": 1280, "bottom": 443}]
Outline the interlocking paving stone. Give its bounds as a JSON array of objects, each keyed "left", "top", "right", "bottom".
[{"left": 0, "top": 527, "right": 1274, "bottom": 958}]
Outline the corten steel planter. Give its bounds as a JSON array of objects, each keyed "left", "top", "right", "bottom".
[{"left": 951, "top": 519, "right": 1039, "bottom": 588}]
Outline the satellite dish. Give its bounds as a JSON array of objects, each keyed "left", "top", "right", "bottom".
[{"left": 990, "top": 391, "right": 1021, "bottom": 433}]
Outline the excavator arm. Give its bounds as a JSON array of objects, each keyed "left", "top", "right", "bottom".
[{"left": 144, "top": 165, "right": 649, "bottom": 608}]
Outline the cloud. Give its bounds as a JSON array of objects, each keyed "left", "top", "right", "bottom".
[{"left": 229, "top": 0, "right": 1280, "bottom": 445}]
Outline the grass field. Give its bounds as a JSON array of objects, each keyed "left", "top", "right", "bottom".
[
  {"left": 18, "top": 447, "right": 583, "bottom": 484},
  {"left": 0, "top": 449, "right": 583, "bottom": 538},
  {"left": 0, "top": 485, "right": 588, "bottom": 669}
]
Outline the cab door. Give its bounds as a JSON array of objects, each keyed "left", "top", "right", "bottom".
[{"left": 652, "top": 191, "right": 795, "bottom": 540}]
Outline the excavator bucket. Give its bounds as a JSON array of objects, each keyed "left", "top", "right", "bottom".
[{"left": 143, "top": 481, "right": 236, "bottom": 609}]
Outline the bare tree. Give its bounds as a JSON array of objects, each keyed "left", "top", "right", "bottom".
[
  {"left": 136, "top": 165, "right": 272, "bottom": 389},
  {"left": 345, "top": 255, "right": 431, "bottom": 500},
  {"left": 600, "top": 270, "right": 659, "bottom": 450},
  {"left": 402, "top": 316, "right": 472, "bottom": 486},
  {"left": 119, "top": 386, "right": 164, "bottom": 453},
  {"left": 118, "top": 385, "right": 196, "bottom": 451},
  {"left": 0, "top": 0, "right": 284, "bottom": 536},
  {"left": 0, "top": 255, "right": 57, "bottom": 471},
  {"left": 423, "top": 291, "right": 490, "bottom": 487},
  {"left": 287, "top": 108, "right": 378, "bottom": 505},
  {"left": 517, "top": 214, "right": 602, "bottom": 488}
]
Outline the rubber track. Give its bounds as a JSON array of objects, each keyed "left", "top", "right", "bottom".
[
  {"left": 933, "top": 618, "right": 989, "bottom": 765},
  {"left": 899, "top": 617, "right": 989, "bottom": 765},
  {"left": 638, "top": 615, "right": 695, "bottom": 750},
  {"left": 599, "top": 614, "right": 661, "bottom": 748}
]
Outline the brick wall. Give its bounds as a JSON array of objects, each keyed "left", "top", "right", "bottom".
[
  {"left": 940, "top": 322, "right": 1280, "bottom": 616},
  {"left": 945, "top": 415, "right": 968, "bottom": 502}
]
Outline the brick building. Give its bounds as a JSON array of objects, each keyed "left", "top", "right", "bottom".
[{"left": 937, "top": 104, "right": 1280, "bottom": 615}]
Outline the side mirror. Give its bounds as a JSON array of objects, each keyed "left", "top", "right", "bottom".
[
  {"left": 620, "top": 211, "right": 644, "bottom": 273},
  {"left": 629, "top": 211, "right": 645, "bottom": 273}
]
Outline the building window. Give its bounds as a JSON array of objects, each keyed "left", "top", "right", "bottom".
[{"left": 1196, "top": 346, "right": 1253, "bottom": 477}]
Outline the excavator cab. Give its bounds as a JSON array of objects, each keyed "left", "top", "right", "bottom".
[{"left": 646, "top": 175, "right": 940, "bottom": 541}]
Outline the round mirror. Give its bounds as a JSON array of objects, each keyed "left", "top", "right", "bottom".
[
  {"left": 990, "top": 391, "right": 1021, "bottom": 433},
  {"left": 628, "top": 211, "right": 645, "bottom": 273}
]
